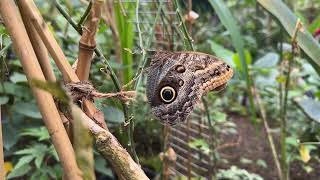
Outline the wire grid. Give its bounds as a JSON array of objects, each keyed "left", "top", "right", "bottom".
[
  {"left": 118, "top": 0, "right": 183, "bottom": 51},
  {"left": 119, "top": 0, "right": 214, "bottom": 178}
]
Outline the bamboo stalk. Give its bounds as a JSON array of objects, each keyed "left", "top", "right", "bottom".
[
  {"left": 0, "top": 1, "right": 82, "bottom": 179},
  {"left": 76, "top": 0, "right": 104, "bottom": 81},
  {"left": 19, "top": 0, "right": 107, "bottom": 129},
  {"left": 18, "top": 3, "right": 56, "bottom": 82},
  {"left": 17, "top": 0, "right": 148, "bottom": 178},
  {"left": 18, "top": 0, "right": 74, "bottom": 139}
]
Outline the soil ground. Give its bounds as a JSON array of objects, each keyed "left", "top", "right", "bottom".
[{"left": 217, "top": 115, "right": 320, "bottom": 180}]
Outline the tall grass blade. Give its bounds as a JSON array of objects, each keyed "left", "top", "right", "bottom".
[
  {"left": 114, "top": 1, "right": 135, "bottom": 84},
  {"left": 208, "top": 0, "right": 256, "bottom": 122},
  {"left": 258, "top": 0, "right": 320, "bottom": 74}
]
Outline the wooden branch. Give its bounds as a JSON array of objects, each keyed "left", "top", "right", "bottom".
[
  {"left": 19, "top": 0, "right": 107, "bottom": 129},
  {"left": 76, "top": 0, "right": 104, "bottom": 80},
  {"left": 72, "top": 106, "right": 149, "bottom": 180},
  {"left": 0, "top": 1, "right": 82, "bottom": 179}
]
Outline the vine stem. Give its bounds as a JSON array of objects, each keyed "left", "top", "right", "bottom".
[{"left": 280, "top": 19, "right": 302, "bottom": 180}]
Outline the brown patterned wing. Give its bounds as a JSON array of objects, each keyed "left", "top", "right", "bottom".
[{"left": 146, "top": 51, "right": 233, "bottom": 125}]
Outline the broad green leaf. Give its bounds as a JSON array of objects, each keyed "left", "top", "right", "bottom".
[
  {"left": 212, "top": 111, "right": 227, "bottom": 123},
  {"left": 12, "top": 102, "right": 42, "bottom": 119},
  {"left": 294, "top": 98, "right": 320, "bottom": 123},
  {"left": 102, "top": 106, "right": 124, "bottom": 123},
  {"left": 9, "top": 72, "right": 27, "bottom": 83},
  {"left": 35, "top": 153, "right": 45, "bottom": 169},
  {"left": 188, "top": 139, "right": 210, "bottom": 154},
  {"left": 208, "top": 40, "right": 235, "bottom": 67},
  {"left": 20, "top": 127, "right": 50, "bottom": 141},
  {"left": 308, "top": 14, "right": 320, "bottom": 33},
  {"left": 7, "top": 164, "right": 32, "bottom": 179},
  {"left": 0, "top": 82, "right": 32, "bottom": 99},
  {"left": 240, "top": 158, "right": 253, "bottom": 164},
  {"left": 257, "top": 0, "right": 320, "bottom": 74},
  {"left": 0, "top": 96, "right": 9, "bottom": 105},
  {"left": 3, "top": 124, "right": 19, "bottom": 150},
  {"left": 13, "top": 155, "right": 35, "bottom": 170},
  {"left": 256, "top": 159, "right": 268, "bottom": 168},
  {"left": 232, "top": 50, "right": 252, "bottom": 71},
  {"left": 95, "top": 157, "right": 114, "bottom": 177},
  {"left": 254, "top": 53, "right": 279, "bottom": 68}
]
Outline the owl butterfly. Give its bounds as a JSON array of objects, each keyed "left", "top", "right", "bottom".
[{"left": 146, "top": 51, "right": 233, "bottom": 125}]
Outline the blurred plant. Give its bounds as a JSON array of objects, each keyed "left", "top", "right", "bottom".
[{"left": 216, "top": 166, "right": 263, "bottom": 180}]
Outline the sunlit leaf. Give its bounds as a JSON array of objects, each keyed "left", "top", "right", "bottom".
[
  {"left": 299, "top": 144, "right": 311, "bottom": 163},
  {"left": 188, "top": 139, "right": 210, "bottom": 154},
  {"left": 9, "top": 72, "right": 27, "bottom": 83}
]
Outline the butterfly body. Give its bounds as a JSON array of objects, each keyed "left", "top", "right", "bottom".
[{"left": 146, "top": 51, "right": 233, "bottom": 125}]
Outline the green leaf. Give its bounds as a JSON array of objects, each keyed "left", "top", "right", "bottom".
[
  {"left": 9, "top": 72, "right": 27, "bottom": 83},
  {"left": 232, "top": 50, "right": 252, "bottom": 71},
  {"left": 3, "top": 123, "right": 19, "bottom": 150},
  {"left": 208, "top": 40, "right": 235, "bottom": 67},
  {"left": 12, "top": 102, "right": 42, "bottom": 119},
  {"left": 294, "top": 98, "right": 320, "bottom": 123},
  {"left": 256, "top": 159, "right": 268, "bottom": 168},
  {"left": 257, "top": 0, "right": 320, "bottom": 74},
  {"left": 20, "top": 127, "right": 50, "bottom": 141},
  {"left": 188, "top": 139, "right": 210, "bottom": 154},
  {"left": 208, "top": 0, "right": 256, "bottom": 121},
  {"left": 254, "top": 53, "right": 279, "bottom": 68},
  {"left": 35, "top": 153, "right": 45, "bottom": 169},
  {"left": 7, "top": 164, "right": 32, "bottom": 179},
  {"left": 95, "top": 157, "right": 113, "bottom": 177},
  {"left": 212, "top": 111, "right": 227, "bottom": 123},
  {"left": 0, "top": 96, "right": 9, "bottom": 105},
  {"left": 102, "top": 106, "right": 124, "bottom": 123},
  {"left": 308, "top": 14, "right": 320, "bottom": 34},
  {"left": 13, "top": 155, "right": 35, "bottom": 170},
  {"left": 240, "top": 158, "right": 253, "bottom": 164}
]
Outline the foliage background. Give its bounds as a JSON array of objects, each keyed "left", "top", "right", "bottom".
[{"left": 0, "top": 0, "right": 320, "bottom": 179}]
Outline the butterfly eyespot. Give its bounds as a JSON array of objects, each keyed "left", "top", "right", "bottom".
[{"left": 160, "top": 86, "right": 176, "bottom": 103}]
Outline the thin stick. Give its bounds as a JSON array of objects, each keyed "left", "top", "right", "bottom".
[
  {"left": 280, "top": 19, "right": 302, "bottom": 180},
  {"left": 0, "top": 106, "right": 4, "bottom": 180},
  {"left": 77, "top": 1, "right": 93, "bottom": 31},
  {"left": 0, "top": 1, "right": 82, "bottom": 179},
  {"left": 253, "top": 87, "right": 282, "bottom": 179}
]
